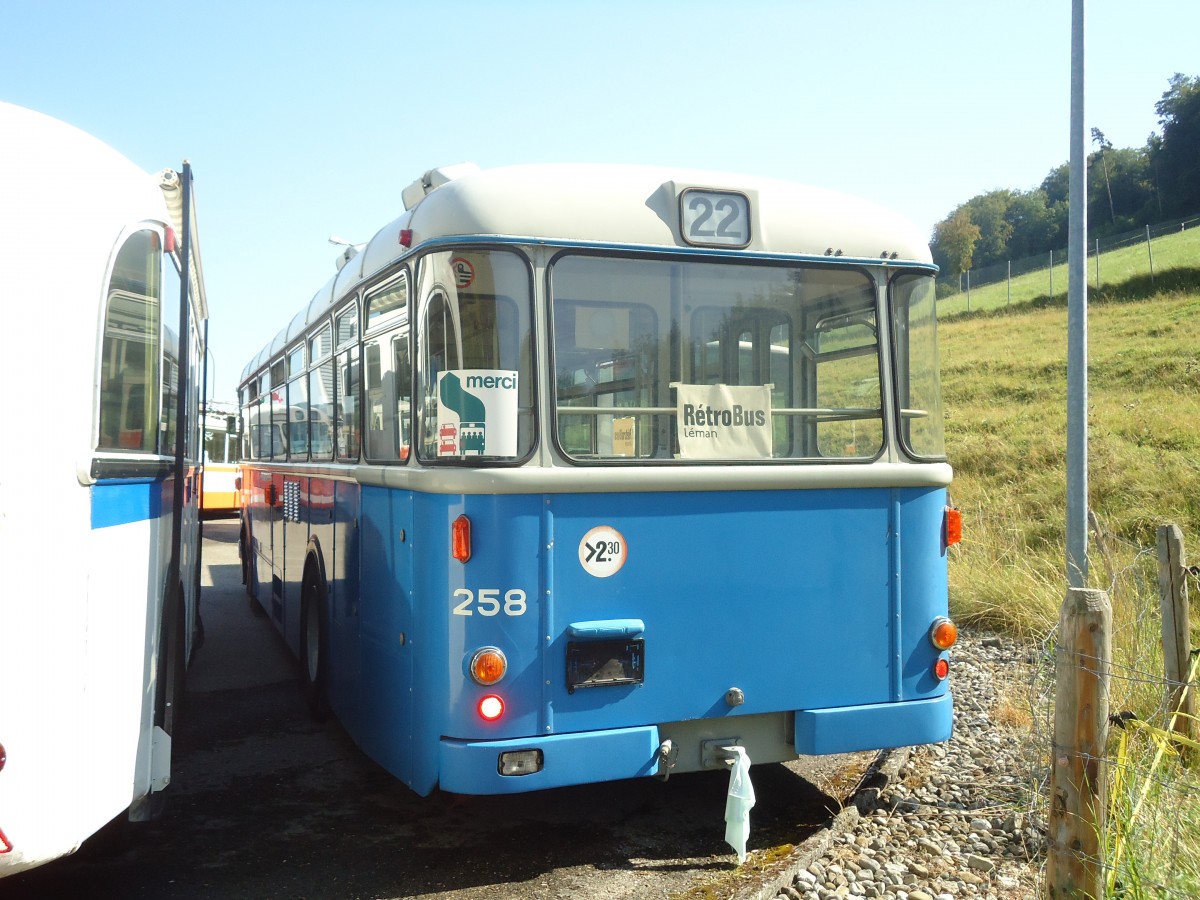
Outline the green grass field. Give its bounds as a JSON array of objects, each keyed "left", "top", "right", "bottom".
[{"left": 940, "top": 266, "right": 1200, "bottom": 896}]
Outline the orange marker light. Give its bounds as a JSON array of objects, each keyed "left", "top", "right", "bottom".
[
  {"left": 944, "top": 507, "right": 963, "bottom": 548},
  {"left": 479, "top": 694, "right": 504, "bottom": 721},
  {"left": 452, "top": 515, "right": 472, "bottom": 563},
  {"left": 470, "top": 648, "right": 507, "bottom": 686},
  {"left": 930, "top": 617, "right": 958, "bottom": 650}
]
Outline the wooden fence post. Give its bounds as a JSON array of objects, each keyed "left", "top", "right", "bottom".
[
  {"left": 1047, "top": 587, "right": 1112, "bottom": 899},
  {"left": 1157, "top": 524, "right": 1195, "bottom": 753}
]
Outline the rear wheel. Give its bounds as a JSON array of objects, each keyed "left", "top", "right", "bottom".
[{"left": 300, "top": 573, "right": 330, "bottom": 721}]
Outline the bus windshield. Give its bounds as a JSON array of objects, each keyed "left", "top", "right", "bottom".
[{"left": 551, "top": 254, "right": 937, "bottom": 462}]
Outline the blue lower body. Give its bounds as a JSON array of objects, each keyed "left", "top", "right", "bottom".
[{"left": 436, "top": 693, "right": 952, "bottom": 794}]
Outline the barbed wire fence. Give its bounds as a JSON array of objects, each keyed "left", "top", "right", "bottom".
[
  {"left": 936, "top": 212, "right": 1200, "bottom": 302},
  {"left": 1011, "top": 520, "right": 1200, "bottom": 898}
]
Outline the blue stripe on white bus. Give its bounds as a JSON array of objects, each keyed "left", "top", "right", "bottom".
[{"left": 90, "top": 480, "right": 167, "bottom": 529}]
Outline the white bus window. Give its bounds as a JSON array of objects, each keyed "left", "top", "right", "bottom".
[
  {"left": 336, "top": 346, "right": 360, "bottom": 460},
  {"left": 550, "top": 255, "right": 882, "bottom": 462},
  {"left": 288, "top": 345, "right": 305, "bottom": 378},
  {"left": 98, "top": 230, "right": 161, "bottom": 452},
  {"left": 288, "top": 374, "right": 308, "bottom": 460},
  {"left": 555, "top": 300, "right": 659, "bottom": 459},
  {"left": 366, "top": 272, "right": 408, "bottom": 330},
  {"left": 364, "top": 330, "right": 410, "bottom": 462},
  {"left": 310, "top": 358, "right": 335, "bottom": 460},
  {"left": 335, "top": 304, "right": 358, "bottom": 349},
  {"left": 310, "top": 324, "right": 332, "bottom": 363},
  {"left": 810, "top": 309, "right": 882, "bottom": 458},
  {"left": 415, "top": 250, "right": 534, "bottom": 462},
  {"left": 892, "top": 272, "right": 945, "bottom": 459}
]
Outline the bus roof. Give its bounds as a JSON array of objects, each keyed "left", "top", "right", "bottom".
[
  {"left": 0, "top": 101, "right": 209, "bottom": 324},
  {"left": 241, "top": 163, "right": 931, "bottom": 385}
]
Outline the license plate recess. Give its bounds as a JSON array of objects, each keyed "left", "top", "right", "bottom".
[{"left": 566, "top": 639, "right": 644, "bottom": 694}]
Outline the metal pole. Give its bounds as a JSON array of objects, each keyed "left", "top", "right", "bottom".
[
  {"left": 1066, "top": 0, "right": 1089, "bottom": 588},
  {"left": 1095, "top": 238, "right": 1100, "bottom": 288},
  {"left": 1146, "top": 224, "right": 1155, "bottom": 284}
]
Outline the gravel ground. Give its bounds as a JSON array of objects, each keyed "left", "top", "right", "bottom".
[{"left": 757, "top": 633, "right": 1048, "bottom": 900}]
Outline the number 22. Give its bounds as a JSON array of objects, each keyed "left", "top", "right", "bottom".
[{"left": 688, "top": 196, "right": 743, "bottom": 239}]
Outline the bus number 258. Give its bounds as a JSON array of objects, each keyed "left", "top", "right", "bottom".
[{"left": 453, "top": 588, "right": 528, "bottom": 617}]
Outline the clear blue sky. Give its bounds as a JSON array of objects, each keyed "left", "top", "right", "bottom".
[{"left": 4, "top": 0, "right": 1196, "bottom": 403}]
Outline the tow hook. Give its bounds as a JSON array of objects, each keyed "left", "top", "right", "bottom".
[{"left": 656, "top": 739, "right": 678, "bottom": 781}]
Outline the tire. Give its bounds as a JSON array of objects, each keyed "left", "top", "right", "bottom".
[{"left": 300, "top": 573, "right": 331, "bottom": 722}]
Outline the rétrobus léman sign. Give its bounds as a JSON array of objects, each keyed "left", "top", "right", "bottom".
[{"left": 674, "top": 383, "right": 772, "bottom": 460}]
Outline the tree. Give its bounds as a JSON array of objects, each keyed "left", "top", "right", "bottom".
[
  {"left": 1091, "top": 128, "right": 1115, "bottom": 225},
  {"left": 960, "top": 191, "right": 1016, "bottom": 269},
  {"left": 931, "top": 209, "right": 981, "bottom": 278},
  {"left": 1003, "top": 189, "right": 1059, "bottom": 259},
  {"left": 1153, "top": 73, "right": 1200, "bottom": 216}
]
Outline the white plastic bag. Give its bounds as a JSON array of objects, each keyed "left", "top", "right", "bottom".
[{"left": 723, "top": 746, "right": 755, "bottom": 863}]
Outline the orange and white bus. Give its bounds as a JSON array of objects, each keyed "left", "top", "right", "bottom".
[{"left": 202, "top": 406, "right": 241, "bottom": 516}]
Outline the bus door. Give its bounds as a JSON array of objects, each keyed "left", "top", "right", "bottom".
[{"left": 355, "top": 308, "right": 417, "bottom": 782}]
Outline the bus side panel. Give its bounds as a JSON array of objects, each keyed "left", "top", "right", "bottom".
[
  {"left": 353, "top": 484, "right": 416, "bottom": 787},
  {"left": 281, "top": 476, "right": 309, "bottom": 656},
  {"left": 327, "top": 479, "right": 362, "bottom": 723},
  {"left": 89, "top": 482, "right": 167, "bottom": 833}
]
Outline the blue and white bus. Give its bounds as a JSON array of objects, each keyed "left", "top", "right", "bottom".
[
  {"left": 237, "top": 163, "right": 958, "bottom": 797},
  {"left": 0, "top": 102, "right": 207, "bottom": 875}
]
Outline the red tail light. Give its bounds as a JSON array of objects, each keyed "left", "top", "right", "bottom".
[{"left": 478, "top": 694, "right": 504, "bottom": 721}]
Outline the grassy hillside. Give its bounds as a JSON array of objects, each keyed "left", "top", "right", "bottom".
[
  {"left": 937, "top": 225, "right": 1200, "bottom": 317},
  {"left": 941, "top": 269, "right": 1200, "bottom": 634}
]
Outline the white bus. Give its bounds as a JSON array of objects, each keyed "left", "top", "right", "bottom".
[{"left": 0, "top": 102, "right": 208, "bottom": 876}]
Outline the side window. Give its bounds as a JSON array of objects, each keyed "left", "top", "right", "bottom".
[
  {"left": 288, "top": 371, "right": 308, "bottom": 460},
  {"left": 336, "top": 346, "right": 360, "bottom": 460},
  {"left": 394, "top": 332, "right": 412, "bottom": 460},
  {"left": 98, "top": 229, "right": 162, "bottom": 452},
  {"left": 336, "top": 304, "right": 358, "bottom": 348},
  {"left": 269, "top": 359, "right": 287, "bottom": 459},
  {"left": 366, "top": 273, "right": 408, "bottom": 330},
  {"left": 415, "top": 250, "right": 534, "bottom": 462},
  {"left": 309, "top": 325, "right": 334, "bottom": 460},
  {"left": 161, "top": 251, "right": 181, "bottom": 454},
  {"left": 364, "top": 329, "right": 410, "bottom": 462}
]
